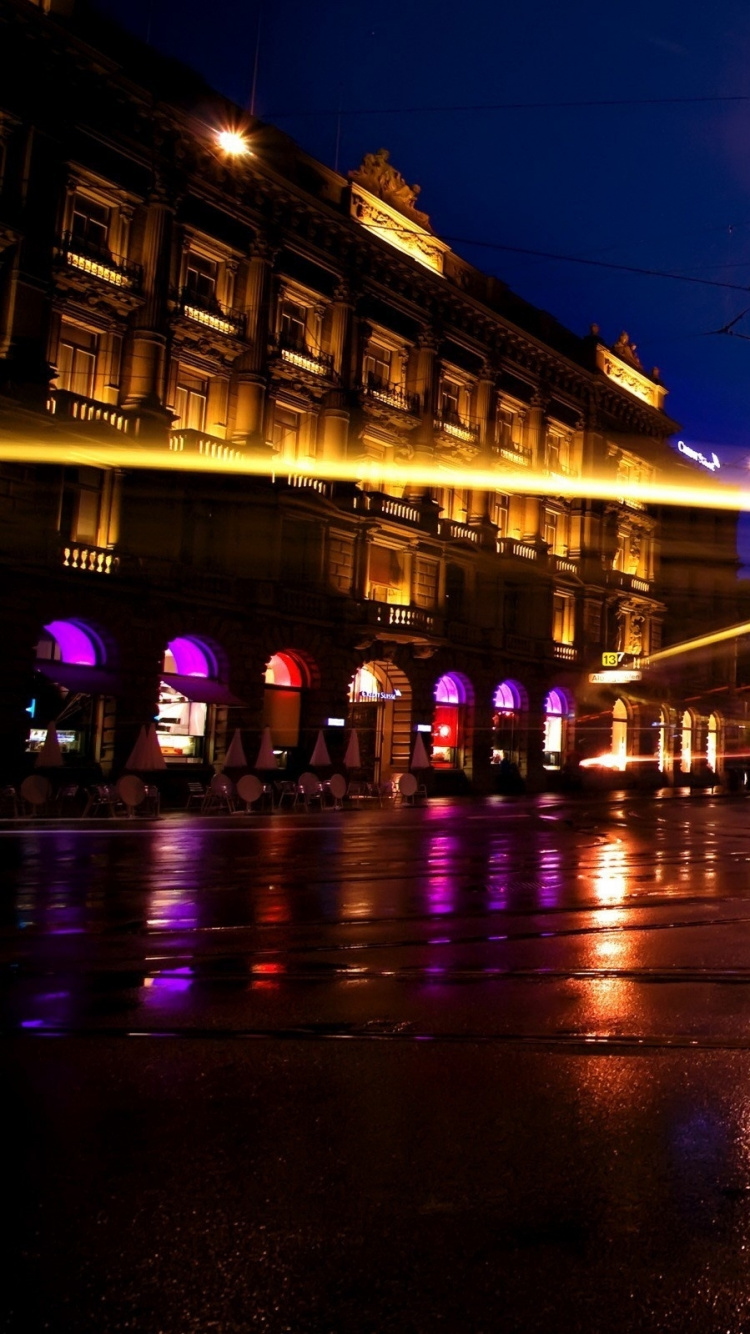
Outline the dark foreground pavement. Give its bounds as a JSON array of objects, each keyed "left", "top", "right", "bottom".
[{"left": 6, "top": 792, "right": 750, "bottom": 1331}]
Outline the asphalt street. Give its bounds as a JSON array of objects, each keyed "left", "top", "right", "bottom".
[{"left": 6, "top": 792, "right": 750, "bottom": 1332}]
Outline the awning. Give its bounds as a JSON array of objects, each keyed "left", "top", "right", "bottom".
[
  {"left": 161, "top": 674, "right": 245, "bottom": 706},
  {"left": 34, "top": 662, "right": 123, "bottom": 695}
]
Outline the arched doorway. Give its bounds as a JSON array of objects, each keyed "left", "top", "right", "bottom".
[
  {"left": 432, "top": 672, "right": 474, "bottom": 771},
  {"left": 543, "top": 688, "right": 574, "bottom": 771},
  {"left": 656, "top": 707, "right": 670, "bottom": 775},
  {"left": 680, "top": 709, "right": 694, "bottom": 775},
  {"left": 30, "top": 619, "right": 110, "bottom": 763},
  {"left": 263, "top": 650, "right": 317, "bottom": 765},
  {"left": 157, "top": 636, "right": 234, "bottom": 763},
  {"left": 707, "top": 712, "right": 719, "bottom": 774},
  {"left": 491, "top": 678, "right": 528, "bottom": 773},
  {"left": 611, "top": 698, "right": 628, "bottom": 772},
  {"left": 348, "top": 661, "right": 412, "bottom": 783}
]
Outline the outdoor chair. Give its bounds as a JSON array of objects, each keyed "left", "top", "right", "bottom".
[
  {"left": 275, "top": 780, "right": 297, "bottom": 810},
  {"left": 83, "top": 783, "right": 122, "bottom": 818},
  {"left": 324, "top": 773, "right": 347, "bottom": 810},
  {"left": 116, "top": 774, "right": 146, "bottom": 818},
  {"left": 397, "top": 772, "right": 418, "bottom": 805},
  {"left": 185, "top": 781, "right": 206, "bottom": 811},
  {"left": 20, "top": 774, "right": 52, "bottom": 816},
  {"left": 202, "top": 773, "right": 235, "bottom": 814},
  {"left": 236, "top": 774, "right": 263, "bottom": 812},
  {"left": 295, "top": 771, "right": 323, "bottom": 811},
  {"left": 54, "top": 784, "right": 80, "bottom": 816}
]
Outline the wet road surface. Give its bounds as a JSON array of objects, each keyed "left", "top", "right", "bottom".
[{"left": 6, "top": 792, "right": 750, "bottom": 1330}]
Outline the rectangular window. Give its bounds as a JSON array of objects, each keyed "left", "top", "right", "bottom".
[
  {"left": 279, "top": 300, "right": 308, "bottom": 351},
  {"left": 174, "top": 368, "right": 208, "bottom": 432},
  {"left": 367, "top": 544, "right": 405, "bottom": 602},
  {"left": 60, "top": 466, "right": 102, "bottom": 544},
  {"left": 184, "top": 253, "right": 218, "bottom": 306},
  {"left": 496, "top": 406, "right": 515, "bottom": 450},
  {"left": 553, "top": 592, "right": 575, "bottom": 645},
  {"left": 70, "top": 194, "right": 110, "bottom": 254},
  {"left": 440, "top": 380, "right": 462, "bottom": 420},
  {"left": 271, "top": 405, "right": 301, "bottom": 457},
  {"left": 492, "top": 492, "right": 509, "bottom": 537},
  {"left": 364, "top": 344, "right": 392, "bottom": 388},
  {"left": 57, "top": 321, "right": 97, "bottom": 398},
  {"left": 543, "top": 508, "right": 559, "bottom": 551}
]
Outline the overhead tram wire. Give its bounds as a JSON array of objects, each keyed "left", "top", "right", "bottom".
[{"left": 265, "top": 93, "right": 750, "bottom": 120}]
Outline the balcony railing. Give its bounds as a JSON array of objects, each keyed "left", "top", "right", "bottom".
[
  {"left": 62, "top": 543, "right": 118, "bottom": 574},
  {"left": 434, "top": 410, "right": 480, "bottom": 445},
  {"left": 553, "top": 642, "right": 579, "bottom": 662},
  {"left": 271, "top": 333, "right": 334, "bottom": 377},
  {"left": 168, "top": 428, "right": 243, "bottom": 462},
  {"left": 554, "top": 555, "right": 578, "bottom": 575},
  {"left": 49, "top": 389, "right": 132, "bottom": 434},
  {"left": 498, "top": 537, "right": 539, "bottom": 561},
  {"left": 179, "top": 288, "right": 245, "bottom": 338},
  {"left": 59, "top": 232, "right": 142, "bottom": 289},
  {"left": 607, "top": 569, "right": 652, "bottom": 595},
  {"left": 368, "top": 601, "right": 437, "bottom": 634},
  {"left": 360, "top": 491, "right": 422, "bottom": 526},
  {"left": 283, "top": 473, "right": 332, "bottom": 499},
  {"left": 360, "top": 379, "right": 421, "bottom": 415},
  {"left": 494, "top": 443, "right": 533, "bottom": 467},
  {"left": 439, "top": 518, "right": 480, "bottom": 544}
]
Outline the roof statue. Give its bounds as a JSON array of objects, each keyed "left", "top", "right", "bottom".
[
  {"left": 349, "top": 149, "right": 433, "bottom": 233},
  {"left": 612, "top": 331, "right": 644, "bottom": 372}
]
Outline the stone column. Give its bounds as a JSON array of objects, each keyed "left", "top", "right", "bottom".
[
  {"left": 469, "top": 361, "right": 496, "bottom": 524},
  {"left": 231, "top": 239, "right": 276, "bottom": 448},
  {"left": 522, "top": 389, "right": 547, "bottom": 541},
  {"left": 405, "top": 328, "right": 439, "bottom": 501},
  {"left": 120, "top": 186, "right": 175, "bottom": 436}
]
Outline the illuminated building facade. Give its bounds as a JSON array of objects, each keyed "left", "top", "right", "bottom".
[{"left": 1, "top": 0, "right": 748, "bottom": 792}]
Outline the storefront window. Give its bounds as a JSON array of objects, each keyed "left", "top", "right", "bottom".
[
  {"left": 680, "top": 710, "right": 693, "bottom": 774},
  {"left": 432, "top": 673, "right": 472, "bottom": 769},
  {"left": 263, "top": 651, "right": 308, "bottom": 756},
  {"left": 157, "top": 637, "right": 216, "bottom": 762},
  {"left": 543, "top": 689, "right": 571, "bottom": 770},
  {"left": 707, "top": 713, "right": 718, "bottom": 773},
  {"left": 491, "top": 679, "right": 525, "bottom": 768},
  {"left": 612, "top": 699, "right": 628, "bottom": 772}
]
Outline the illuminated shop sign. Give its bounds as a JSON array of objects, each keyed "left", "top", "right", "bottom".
[
  {"left": 589, "top": 670, "right": 642, "bottom": 684},
  {"left": 677, "top": 440, "right": 720, "bottom": 472},
  {"left": 354, "top": 690, "right": 401, "bottom": 702}
]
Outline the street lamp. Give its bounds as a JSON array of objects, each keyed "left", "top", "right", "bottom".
[{"left": 216, "top": 129, "right": 251, "bottom": 157}]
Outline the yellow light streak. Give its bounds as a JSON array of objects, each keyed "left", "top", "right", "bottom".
[
  {"left": 644, "top": 620, "right": 750, "bottom": 665},
  {"left": 2, "top": 431, "right": 750, "bottom": 513}
]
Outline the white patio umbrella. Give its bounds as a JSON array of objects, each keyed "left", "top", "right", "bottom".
[
  {"left": 309, "top": 729, "right": 331, "bottom": 767},
  {"left": 410, "top": 732, "right": 431, "bottom": 770},
  {"left": 254, "top": 726, "right": 277, "bottom": 770},
  {"left": 34, "top": 725, "right": 64, "bottom": 768},
  {"left": 125, "top": 725, "right": 149, "bottom": 770},
  {"left": 223, "top": 728, "right": 247, "bottom": 767},
  {"left": 142, "top": 723, "right": 167, "bottom": 771},
  {"left": 343, "top": 729, "right": 361, "bottom": 769}
]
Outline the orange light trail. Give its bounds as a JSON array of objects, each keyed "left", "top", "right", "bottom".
[
  {"left": 644, "top": 620, "right": 750, "bottom": 665},
  {"left": 2, "top": 432, "right": 750, "bottom": 512}
]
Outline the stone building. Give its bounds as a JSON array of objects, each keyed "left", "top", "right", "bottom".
[{"left": 1, "top": 0, "right": 747, "bottom": 794}]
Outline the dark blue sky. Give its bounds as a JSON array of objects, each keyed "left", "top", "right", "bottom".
[{"left": 96, "top": 0, "right": 750, "bottom": 550}]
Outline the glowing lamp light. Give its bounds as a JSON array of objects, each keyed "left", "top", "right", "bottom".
[{"left": 216, "top": 129, "right": 251, "bottom": 157}]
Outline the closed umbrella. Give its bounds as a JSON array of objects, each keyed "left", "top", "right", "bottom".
[
  {"left": 223, "top": 728, "right": 247, "bottom": 767},
  {"left": 125, "top": 725, "right": 149, "bottom": 770},
  {"left": 411, "top": 732, "right": 431, "bottom": 770},
  {"left": 343, "top": 729, "right": 361, "bottom": 769},
  {"left": 35, "top": 725, "right": 64, "bottom": 768},
  {"left": 309, "top": 729, "right": 331, "bottom": 767},
  {"left": 254, "top": 726, "right": 277, "bottom": 770},
  {"left": 142, "top": 723, "right": 167, "bottom": 771}
]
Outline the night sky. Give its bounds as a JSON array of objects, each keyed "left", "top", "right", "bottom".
[{"left": 94, "top": 0, "right": 750, "bottom": 561}]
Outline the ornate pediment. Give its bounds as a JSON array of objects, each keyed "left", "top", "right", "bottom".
[{"left": 349, "top": 149, "right": 432, "bottom": 232}]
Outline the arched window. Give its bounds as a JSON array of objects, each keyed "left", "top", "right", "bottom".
[
  {"left": 265, "top": 652, "right": 304, "bottom": 689},
  {"left": 158, "top": 637, "right": 220, "bottom": 761},
  {"left": 39, "top": 620, "right": 101, "bottom": 666},
  {"left": 432, "top": 673, "right": 473, "bottom": 769},
  {"left": 657, "top": 708, "right": 669, "bottom": 773},
  {"left": 612, "top": 699, "right": 628, "bottom": 772},
  {"left": 707, "top": 713, "right": 719, "bottom": 772},
  {"left": 30, "top": 620, "right": 106, "bottom": 759},
  {"left": 491, "top": 679, "right": 527, "bottom": 769},
  {"left": 543, "top": 689, "right": 571, "bottom": 770},
  {"left": 680, "top": 710, "right": 693, "bottom": 774},
  {"left": 163, "top": 637, "right": 216, "bottom": 678},
  {"left": 263, "top": 650, "right": 315, "bottom": 753}
]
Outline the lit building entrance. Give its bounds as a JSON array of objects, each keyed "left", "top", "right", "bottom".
[
  {"left": 157, "top": 636, "right": 236, "bottom": 763},
  {"left": 432, "top": 673, "right": 473, "bottom": 770},
  {"left": 611, "top": 698, "right": 628, "bottom": 772},
  {"left": 29, "top": 619, "right": 110, "bottom": 762},
  {"left": 348, "top": 662, "right": 412, "bottom": 783},
  {"left": 543, "top": 689, "right": 573, "bottom": 771},
  {"left": 491, "top": 679, "right": 527, "bottom": 773}
]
